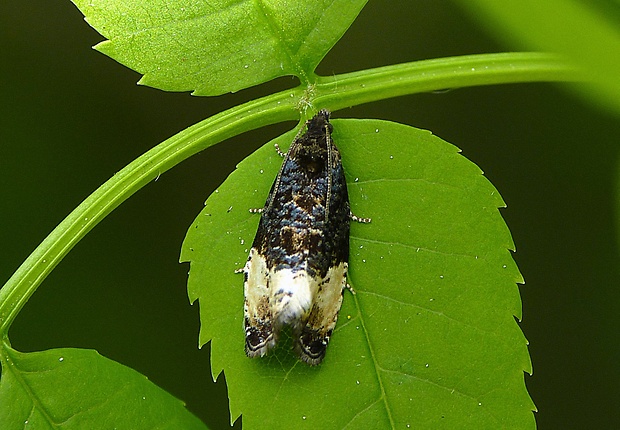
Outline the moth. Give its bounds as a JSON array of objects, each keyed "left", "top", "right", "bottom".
[{"left": 241, "top": 109, "right": 369, "bottom": 365}]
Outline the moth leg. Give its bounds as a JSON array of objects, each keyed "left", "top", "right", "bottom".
[
  {"left": 249, "top": 208, "right": 263, "bottom": 214},
  {"left": 350, "top": 212, "right": 372, "bottom": 223},
  {"left": 274, "top": 143, "right": 286, "bottom": 157},
  {"left": 345, "top": 283, "right": 356, "bottom": 295},
  {"left": 295, "top": 262, "right": 348, "bottom": 365}
]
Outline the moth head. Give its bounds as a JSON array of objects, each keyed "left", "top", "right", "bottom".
[{"left": 306, "top": 110, "right": 332, "bottom": 135}]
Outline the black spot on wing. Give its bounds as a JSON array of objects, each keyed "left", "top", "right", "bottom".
[{"left": 296, "top": 327, "right": 332, "bottom": 366}]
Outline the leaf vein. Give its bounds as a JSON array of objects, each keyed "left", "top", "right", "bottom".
[
  {"left": 342, "top": 396, "right": 383, "bottom": 429},
  {"left": 107, "top": 2, "right": 241, "bottom": 38},
  {"left": 359, "top": 290, "right": 490, "bottom": 335},
  {"left": 59, "top": 380, "right": 134, "bottom": 425},
  {"left": 253, "top": 0, "right": 303, "bottom": 79},
  {"left": 352, "top": 236, "right": 480, "bottom": 260},
  {"left": 351, "top": 177, "right": 463, "bottom": 191},
  {"left": 3, "top": 348, "right": 64, "bottom": 427},
  {"left": 352, "top": 293, "right": 396, "bottom": 428},
  {"left": 378, "top": 366, "right": 482, "bottom": 404}
]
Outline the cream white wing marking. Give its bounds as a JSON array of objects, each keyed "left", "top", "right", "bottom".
[
  {"left": 243, "top": 248, "right": 274, "bottom": 357},
  {"left": 296, "top": 262, "right": 348, "bottom": 365}
]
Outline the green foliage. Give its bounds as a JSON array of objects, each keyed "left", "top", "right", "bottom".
[
  {"left": 453, "top": 0, "right": 620, "bottom": 114},
  {"left": 181, "top": 119, "right": 534, "bottom": 428},
  {"left": 0, "top": 343, "right": 206, "bottom": 429},
  {"left": 72, "top": 0, "right": 367, "bottom": 95},
  {"left": 2, "top": 0, "right": 591, "bottom": 428}
]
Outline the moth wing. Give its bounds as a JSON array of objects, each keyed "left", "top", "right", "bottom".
[
  {"left": 295, "top": 262, "right": 348, "bottom": 365},
  {"left": 244, "top": 248, "right": 276, "bottom": 357}
]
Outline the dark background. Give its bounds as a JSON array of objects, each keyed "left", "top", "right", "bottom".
[{"left": 2, "top": 1, "right": 619, "bottom": 428}]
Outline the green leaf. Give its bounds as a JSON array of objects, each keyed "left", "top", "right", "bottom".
[
  {"left": 70, "top": 0, "right": 367, "bottom": 95},
  {"left": 452, "top": 0, "right": 620, "bottom": 115},
  {"left": 182, "top": 118, "right": 535, "bottom": 428},
  {"left": 0, "top": 344, "right": 207, "bottom": 429}
]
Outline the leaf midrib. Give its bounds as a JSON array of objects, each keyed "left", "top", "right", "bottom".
[
  {"left": 253, "top": 0, "right": 308, "bottom": 81},
  {"left": 1, "top": 346, "right": 59, "bottom": 428},
  {"left": 350, "top": 293, "right": 395, "bottom": 428}
]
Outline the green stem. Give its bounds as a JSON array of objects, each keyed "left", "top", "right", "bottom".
[
  {"left": 314, "top": 52, "right": 577, "bottom": 109},
  {"left": 0, "top": 91, "right": 302, "bottom": 334},
  {"left": 0, "top": 52, "right": 576, "bottom": 334}
]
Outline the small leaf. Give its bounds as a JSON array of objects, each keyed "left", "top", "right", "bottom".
[
  {"left": 0, "top": 345, "right": 207, "bottom": 429},
  {"left": 182, "top": 118, "right": 535, "bottom": 428},
  {"left": 70, "top": 0, "right": 367, "bottom": 95}
]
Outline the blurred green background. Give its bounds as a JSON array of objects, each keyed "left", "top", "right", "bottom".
[{"left": 2, "top": 1, "right": 619, "bottom": 428}]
